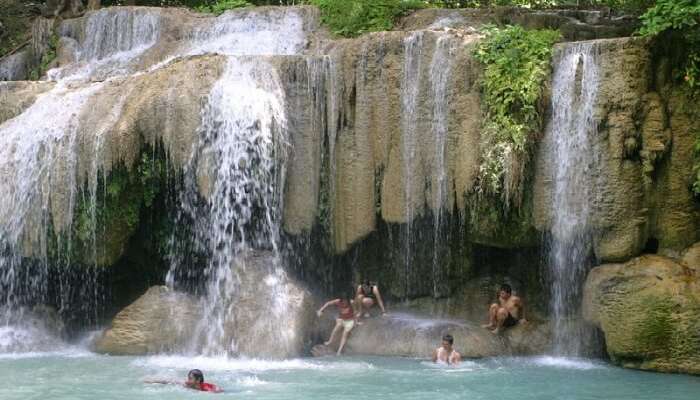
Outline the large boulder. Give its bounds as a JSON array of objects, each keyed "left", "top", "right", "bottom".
[
  {"left": 583, "top": 251, "right": 700, "bottom": 375},
  {"left": 314, "top": 312, "right": 550, "bottom": 358},
  {"left": 95, "top": 253, "right": 317, "bottom": 358},
  {"left": 213, "top": 252, "right": 317, "bottom": 358},
  {"left": 93, "top": 286, "right": 201, "bottom": 355}
]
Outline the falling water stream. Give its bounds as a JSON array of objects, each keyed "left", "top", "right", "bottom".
[{"left": 546, "top": 42, "right": 601, "bottom": 355}]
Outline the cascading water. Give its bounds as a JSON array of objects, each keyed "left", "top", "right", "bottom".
[
  {"left": 52, "top": 8, "right": 163, "bottom": 81},
  {"left": 428, "top": 35, "right": 455, "bottom": 297},
  {"left": 400, "top": 32, "right": 423, "bottom": 298},
  {"left": 0, "top": 81, "right": 105, "bottom": 349},
  {"left": 545, "top": 42, "right": 601, "bottom": 355},
  {"left": 164, "top": 57, "right": 297, "bottom": 356}
]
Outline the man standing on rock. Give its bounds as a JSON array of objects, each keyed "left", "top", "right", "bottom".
[
  {"left": 432, "top": 334, "right": 462, "bottom": 365},
  {"left": 482, "top": 283, "right": 526, "bottom": 334}
]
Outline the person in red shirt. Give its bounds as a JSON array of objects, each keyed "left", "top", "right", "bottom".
[
  {"left": 317, "top": 295, "right": 357, "bottom": 355},
  {"left": 145, "top": 369, "right": 223, "bottom": 393}
]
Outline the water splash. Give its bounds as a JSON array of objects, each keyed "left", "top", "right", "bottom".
[{"left": 546, "top": 42, "right": 601, "bottom": 355}]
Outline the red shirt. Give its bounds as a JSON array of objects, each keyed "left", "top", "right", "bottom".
[{"left": 198, "top": 382, "right": 222, "bottom": 393}]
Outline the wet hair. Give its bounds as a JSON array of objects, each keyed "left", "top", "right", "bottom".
[
  {"left": 442, "top": 334, "right": 454, "bottom": 345},
  {"left": 500, "top": 283, "right": 512, "bottom": 295},
  {"left": 188, "top": 369, "right": 204, "bottom": 383}
]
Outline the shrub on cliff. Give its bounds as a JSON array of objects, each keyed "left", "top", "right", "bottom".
[
  {"left": 310, "top": 0, "right": 425, "bottom": 37},
  {"left": 473, "top": 25, "right": 560, "bottom": 206}
]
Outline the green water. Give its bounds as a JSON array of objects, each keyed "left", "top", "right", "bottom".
[{"left": 1, "top": 350, "right": 698, "bottom": 399}]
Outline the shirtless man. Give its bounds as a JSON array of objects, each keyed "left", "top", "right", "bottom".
[
  {"left": 432, "top": 334, "right": 462, "bottom": 365},
  {"left": 482, "top": 283, "right": 526, "bottom": 334}
]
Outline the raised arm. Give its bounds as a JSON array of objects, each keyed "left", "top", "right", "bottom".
[{"left": 317, "top": 299, "right": 339, "bottom": 317}]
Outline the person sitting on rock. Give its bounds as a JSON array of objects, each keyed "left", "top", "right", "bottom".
[
  {"left": 432, "top": 334, "right": 462, "bottom": 365},
  {"left": 354, "top": 279, "right": 387, "bottom": 318},
  {"left": 482, "top": 283, "right": 526, "bottom": 334},
  {"left": 144, "top": 369, "right": 223, "bottom": 393},
  {"left": 317, "top": 295, "right": 357, "bottom": 356}
]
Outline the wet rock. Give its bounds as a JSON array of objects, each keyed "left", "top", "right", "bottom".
[
  {"left": 583, "top": 253, "right": 700, "bottom": 375},
  {"left": 94, "top": 286, "right": 201, "bottom": 355},
  {"left": 0, "top": 305, "right": 65, "bottom": 352},
  {"left": 95, "top": 253, "right": 316, "bottom": 357},
  {"left": 315, "top": 312, "right": 550, "bottom": 358}
]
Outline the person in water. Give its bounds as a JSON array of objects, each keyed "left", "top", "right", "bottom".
[
  {"left": 432, "top": 334, "right": 462, "bottom": 365},
  {"left": 144, "top": 369, "right": 223, "bottom": 393},
  {"left": 482, "top": 283, "right": 526, "bottom": 334},
  {"left": 317, "top": 295, "right": 357, "bottom": 355},
  {"left": 354, "top": 279, "right": 387, "bottom": 318}
]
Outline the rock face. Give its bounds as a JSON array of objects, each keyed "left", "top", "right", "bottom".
[
  {"left": 399, "top": 7, "right": 638, "bottom": 41},
  {"left": 583, "top": 250, "right": 700, "bottom": 375},
  {"left": 96, "top": 254, "right": 316, "bottom": 358},
  {"left": 94, "top": 286, "right": 201, "bottom": 355},
  {"left": 314, "top": 312, "right": 550, "bottom": 358},
  {"left": 533, "top": 38, "right": 700, "bottom": 262}
]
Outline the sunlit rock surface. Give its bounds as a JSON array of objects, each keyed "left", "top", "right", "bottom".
[{"left": 583, "top": 247, "right": 700, "bottom": 375}]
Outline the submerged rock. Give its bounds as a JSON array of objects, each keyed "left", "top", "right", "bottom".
[{"left": 583, "top": 249, "right": 700, "bottom": 375}]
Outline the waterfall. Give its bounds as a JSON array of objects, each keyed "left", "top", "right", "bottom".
[
  {"left": 165, "top": 57, "right": 293, "bottom": 356},
  {"left": 400, "top": 32, "right": 424, "bottom": 298},
  {"left": 0, "top": 81, "right": 105, "bottom": 348},
  {"left": 546, "top": 42, "right": 601, "bottom": 355},
  {"left": 187, "top": 8, "right": 306, "bottom": 56},
  {"left": 428, "top": 35, "right": 455, "bottom": 297},
  {"left": 52, "top": 8, "right": 163, "bottom": 81}
]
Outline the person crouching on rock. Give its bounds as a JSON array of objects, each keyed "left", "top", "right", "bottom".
[
  {"left": 481, "top": 283, "right": 527, "bottom": 334},
  {"left": 354, "top": 279, "right": 387, "bottom": 319},
  {"left": 432, "top": 334, "right": 462, "bottom": 366},
  {"left": 317, "top": 295, "right": 357, "bottom": 356},
  {"left": 144, "top": 369, "right": 223, "bottom": 393}
]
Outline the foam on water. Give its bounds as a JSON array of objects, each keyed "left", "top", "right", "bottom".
[
  {"left": 135, "top": 355, "right": 375, "bottom": 373},
  {"left": 529, "top": 356, "right": 604, "bottom": 370}
]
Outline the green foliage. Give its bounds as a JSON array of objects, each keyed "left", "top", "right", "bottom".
[
  {"left": 637, "top": 1, "right": 700, "bottom": 196},
  {"left": 473, "top": 25, "right": 560, "bottom": 202},
  {"left": 64, "top": 150, "right": 167, "bottom": 266},
  {"left": 310, "top": 0, "right": 426, "bottom": 37},
  {"left": 194, "top": 0, "right": 252, "bottom": 14},
  {"left": 29, "top": 34, "right": 58, "bottom": 81},
  {"left": 0, "top": 0, "right": 36, "bottom": 58}
]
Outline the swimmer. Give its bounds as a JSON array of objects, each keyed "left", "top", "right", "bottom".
[
  {"left": 432, "top": 334, "right": 462, "bottom": 365},
  {"left": 145, "top": 369, "right": 223, "bottom": 393}
]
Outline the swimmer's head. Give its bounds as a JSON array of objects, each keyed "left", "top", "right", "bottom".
[
  {"left": 442, "top": 334, "right": 454, "bottom": 349},
  {"left": 187, "top": 369, "right": 204, "bottom": 386}
]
